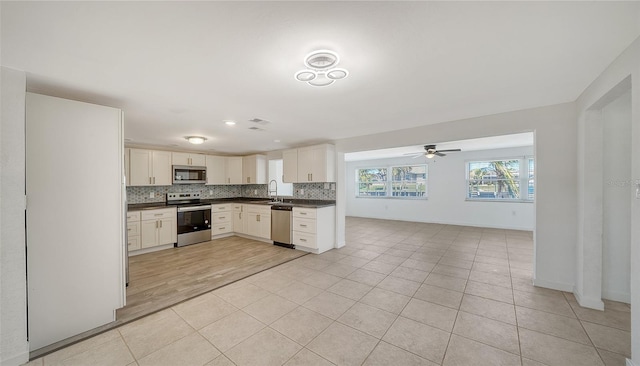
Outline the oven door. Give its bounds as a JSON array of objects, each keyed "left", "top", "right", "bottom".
[{"left": 177, "top": 205, "right": 212, "bottom": 235}]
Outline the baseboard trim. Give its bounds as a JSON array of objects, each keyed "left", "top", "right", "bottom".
[
  {"left": 573, "top": 289, "right": 605, "bottom": 310},
  {"left": 345, "top": 215, "right": 534, "bottom": 231},
  {"left": 626, "top": 358, "right": 636, "bottom": 366},
  {"left": 602, "top": 289, "right": 631, "bottom": 304},
  {"left": 532, "top": 278, "right": 573, "bottom": 292},
  {"left": 1, "top": 351, "right": 30, "bottom": 366}
]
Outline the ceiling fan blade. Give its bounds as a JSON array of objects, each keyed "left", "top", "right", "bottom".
[
  {"left": 437, "top": 149, "right": 461, "bottom": 152},
  {"left": 435, "top": 152, "right": 446, "bottom": 157},
  {"left": 403, "top": 152, "right": 423, "bottom": 156}
]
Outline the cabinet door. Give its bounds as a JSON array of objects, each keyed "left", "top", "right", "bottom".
[
  {"left": 124, "top": 148, "right": 131, "bottom": 186},
  {"left": 206, "top": 155, "right": 226, "bottom": 185},
  {"left": 157, "top": 217, "right": 176, "bottom": 245},
  {"left": 297, "top": 147, "right": 313, "bottom": 182},
  {"left": 172, "top": 152, "right": 190, "bottom": 166},
  {"left": 226, "top": 157, "right": 243, "bottom": 184},
  {"left": 152, "top": 150, "right": 172, "bottom": 185},
  {"left": 246, "top": 212, "right": 260, "bottom": 236},
  {"left": 282, "top": 149, "right": 298, "bottom": 183},
  {"left": 233, "top": 211, "right": 245, "bottom": 234},
  {"left": 242, "top": 155, "right": 256, "bottom": 184},
  {"left": 140, "top": 220, "right": 158, "bottom": 248},
  {"left": 129, "top": 149, "right": 152, "bottom": 186},
  {"left": 258, "top": 213, "right": 271, "bottom": 239},
  {"left": 190, "top": 154, "right": 206, "bottom": 166}
]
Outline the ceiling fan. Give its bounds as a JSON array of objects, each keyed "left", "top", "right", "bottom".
[{"left": 404, "top": 144, "right": 462, "bottom": 159}]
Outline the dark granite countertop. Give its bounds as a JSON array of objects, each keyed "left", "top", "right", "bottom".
[{"left": 128, "top": 198, "right": 335, "bottom": 211}]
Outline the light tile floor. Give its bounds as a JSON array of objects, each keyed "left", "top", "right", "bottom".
[{"left": 25, "top": 217, "right": 631, "bottom": 366}]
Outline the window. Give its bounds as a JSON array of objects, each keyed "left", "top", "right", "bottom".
[
  {"left": 356, "top": 165, "right": 427, "bottom": 198},
  {"left": 268, "top": 159, "right": 293, "bottom": 196},
  {"left": 466, "top": 157, "right": 534, "bottom": 201}
]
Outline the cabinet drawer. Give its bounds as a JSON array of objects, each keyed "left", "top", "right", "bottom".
[
  {"left": 126, "top": 211, "right": 141, "bottom": 222},
  {"left": 293, "top": 217, "right": 316, "bottom": 234},
  {"left": 127, "top": 235, "right": 141, "bottom": 251},
  {"left": 212, "top": 212, "right": 231, "bottom": 223},
  {"left": 293, "top": 231, "right": 317, "bottom": 249},
  {"left": 127, "top": 221, "right": 140, "bottom": 236},
  {"left": 212, "top": 204, "right": 230, "bottom": 212},
  {"left": 141, "top": 208, "right": 176, "bottom": 221},
  {"left": 246, "top": 204, "right": 271, "bottom": 215},
  {"left": 212, "top": 223, "right": 233, "bottom": 235},
  {"left": 293, "top": 207, "right": 316, "bottom": 219}
]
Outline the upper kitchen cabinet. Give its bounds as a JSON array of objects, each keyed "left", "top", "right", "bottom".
[
  {"left": 226, "top": 156, "right": 243, "bottom": 184},
  {"left": 129, "top": 149, "right": 172, "bottom": 186},
  {"left": 172, "top": 152, "right": 206, "bottom": 167},
  {"left": 205, "top": 155, "right": 226, "bottom": 185},
  {"left": 282, "top": 149, "right": 298, "bottom": 183},
  {"left": 296, "top": 144, "right": 335, "bottom": 183},
  {"left": 242, "top": 154, "right": 267, "bottom": 184}
]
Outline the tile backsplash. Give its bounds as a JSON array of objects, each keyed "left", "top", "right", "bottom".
[{"left": 126, "top": 182, "right": 335, "bottom": 203}]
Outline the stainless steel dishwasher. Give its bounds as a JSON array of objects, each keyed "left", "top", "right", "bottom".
[{"left": 271, "top": 204, "right": 294, "bottom": 249}]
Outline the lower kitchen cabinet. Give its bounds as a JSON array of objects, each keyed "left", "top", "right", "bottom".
[
  {"left": 293, "top": 206, "right": 335, "bottom": 253},
  {"left": 232, "top": 204, "right": 246, "bottom": 235},
  {"left": 211, "top": 204, "right": 233, "bottom": 236},
  {"left": 245, "top": 204, "right": 271, "bottom": 240},
  {"left": 139, "top": 208, "right": 177, "bottom": 249},
  {"left": 127, "top": 211, "right": 141, "bottom": 251}
]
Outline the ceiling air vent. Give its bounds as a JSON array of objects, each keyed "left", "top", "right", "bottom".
[
  {"left": 249, "top": 118, "right": 270, "bottom": 125},
  {"left": 248, "top": 126, "right": 265, "bottom": 131}
]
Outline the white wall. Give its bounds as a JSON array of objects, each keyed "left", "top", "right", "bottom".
[
  {"left": 335, "top": 102, "right": 577, "bottom": 292},
  {"left": 602, "top": 90, "right": 631, "bottom": 303},
  {"left": 0, "top": 67, "right": 29, "bottom": 365},
  {"left": 575, "top": 36, "right": 639, "bottom": 363},
  {"left": 346, "top": 146, "right": 534, "bottom": 230}
]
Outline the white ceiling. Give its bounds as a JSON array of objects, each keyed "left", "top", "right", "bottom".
[
  {"left": 2, "top": 2, "right": 639, "bottom": 155},
  {"left": 344, "top": 132, "right": 534, "bottom": 161}
]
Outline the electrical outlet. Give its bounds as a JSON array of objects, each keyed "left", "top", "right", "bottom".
[
  {"left": 149, "top": 192, "right": 155, "bottom": 198},
  {"left": 254, "top": 189, "right": 257, "bottom": 195},
  {"left": 331, "top": 183, "right": 336, "bottom": 191},
  {"left": 209, "top": 190, "right": 213, "bottom": 195},
  {"left": 324, "top": 182, "right": 329, "bottom": 189},
  {"left": 300, "top": 188, "right": 304, "bottom": 196}
]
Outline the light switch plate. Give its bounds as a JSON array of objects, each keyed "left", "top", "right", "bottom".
[{"left": 150, "top": 192, "right": 155, "bottom": 198}]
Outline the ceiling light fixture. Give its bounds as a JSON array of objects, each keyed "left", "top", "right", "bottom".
[
  {"left": 425, "top": 153, "right": 435, "bottom": 159},
  {"left": 295, "top": 49, "right": 349, "bottom": 87},
  {"left": 186, "top": 136, "right": 206, "bottom": 144},
  {"left": 224, "top": 121, "right": 236, "bottom": 126}
]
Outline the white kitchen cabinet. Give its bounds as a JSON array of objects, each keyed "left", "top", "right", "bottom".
[
  {"left": 129, "top": 149, "right": 172, "bottom": 186},
  {"left": 282, "top": 149, "right": 298, "bottom": 183},
  {"left": 211, "top": 204, "right": 233, "bottom": 236},
  {"left": 245, "top": 204, "right": 271, "bottom": 240},
  {"left": 124, "top": 148, "right": 131, "bottom": 187},
  {"left": 126, "top": 211, "right": 141, "bottom": 251},
  {"left": 297, "top": 144, "right": 335, "bottom": 183},
  {"left": 205, "top": 155, "right": 226, "bottom": 185},
  {"left": 292, "top": 206, "right": 335, "bottom": 253},
  {"left": 242, "top": 154, "right": 267, "bottom": 184},
  {"left": 140, "top": 208, "right": 177, "bottom": 248},
  {"left": 226, "top": 156, "right": 243, "bottom": 184},
  {"left": 172, "top": 152, "right": 206, "bottom": 166},
  {"left": 232, "top": 204, "right": 246, "bottom": 234}
]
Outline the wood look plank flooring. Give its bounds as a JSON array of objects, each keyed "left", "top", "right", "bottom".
[
  {"left": 31, "top": 236, "right": 306, "bottom": 359},
  {"left": 119, "top": 236, "right": 307, "bottom": 322}
]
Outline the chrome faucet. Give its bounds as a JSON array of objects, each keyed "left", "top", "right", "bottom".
[{"left": 268, "top": 179, "right": 279, "bottom": 202}]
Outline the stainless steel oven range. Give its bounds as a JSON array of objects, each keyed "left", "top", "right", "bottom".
[{"left": 167, "top": 192, "right": 211, "bottom": 247}]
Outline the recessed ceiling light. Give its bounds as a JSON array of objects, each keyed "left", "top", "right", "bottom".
[
  {"left": 224, "top": 121, "right": 236, "bottom": 126},
  {"left": 186, "top": 136, "right": 206, "bottom": 144},
  {"left": 274, "top": 139, "right": 281, "bottom": 143}
]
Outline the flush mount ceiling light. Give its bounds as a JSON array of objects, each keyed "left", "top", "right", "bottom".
[
  {"left": 295, "top": 49, "right": 349, "bottom": 87},
  {"left": 186, "top": 136, "right": 206, "bottom": 144},
  {"left": 224, "top": 121, "right": 236, "bottom": 126}
]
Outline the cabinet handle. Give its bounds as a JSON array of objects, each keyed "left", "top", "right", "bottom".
[
  {"left": 257, "top": 214, "right": 260, "bottom": 222},
  {"left": 310, "top": 173, "right": 313, "bottom": 181},
  {"left": 228, "top": 177, "right": 230, "bottom": 184},
  {"left": 300, "top": 238, "right": 307, "bottom": 242},
  {"left": 154, "top": 214, "right": 162, "bottom": 216},
  {"left": 247, "top": 177, "right": 250, "bottom": 183},
  {"left": 155, "top": 221, "right": 158, "bottom": 228},
  {"left": 159, "top": 220, "right": 163, "bottom": 228},
  {"left": 219, "top": 216, "right": 226, "bottom": 220},
  {"left": 219, "top": 227, "right": 225, "bottom": 230},
  {"left": 127, "top": 228, "right": 131, "bottom": 231},
  {"left": 300, "top": 212, "right": 307, "bottom": 215},
  {"left": 153, "top": 176, "right": 156, "bottom": 184},
  {"left": 300, "top": 224, "right": 307, "bottom": 227},
  {"left": 149, "top": 177, "right": 152, "bottom": 184},
  {"left": 239, "top": 213, "right": 242, "bottom": 219}
]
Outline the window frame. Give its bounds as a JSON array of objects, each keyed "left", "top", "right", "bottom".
[
  {"left": 465, "top": 156, "right": 534, "bottom": 202},
  {"left": 355, "top": 164, "right": 428, "bottom": 199}
]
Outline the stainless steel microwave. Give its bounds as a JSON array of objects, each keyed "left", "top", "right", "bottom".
[{"left": 172, "top": 165, "right": 206, "bottom": 184}]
